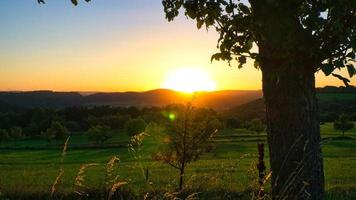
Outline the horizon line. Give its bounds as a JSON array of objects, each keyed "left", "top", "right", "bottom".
[{"left": 0, "top": 85, "right": 353, "bottom": 94}]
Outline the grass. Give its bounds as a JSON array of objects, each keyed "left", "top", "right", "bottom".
[{"left": 0, "top": 123, "right": 355, "bottom": 199}]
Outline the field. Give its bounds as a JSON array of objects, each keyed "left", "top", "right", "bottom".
[{"left": 0, "top": 123, "right": 355, "bottom": 199}]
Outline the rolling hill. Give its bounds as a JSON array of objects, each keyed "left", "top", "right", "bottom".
[
  {"left": 0, "top": 89, "right": 262, "bottom": 111},
  {"left": 0, "top": 86, "right": 354, "bottom": 112}
]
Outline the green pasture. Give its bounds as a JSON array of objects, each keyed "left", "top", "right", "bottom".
[{"left": 0, "top": 123, "right": 355, "bottom": 199}]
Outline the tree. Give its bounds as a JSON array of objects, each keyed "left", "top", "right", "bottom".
[
  {"left": 160, "top": 1, "right": 356, "bottom": 199},
  {"left": 0, "top": 129, "right": 10, "bottom": 144},
  {"left": 153, "top": 104, "right": 220, "bottom": 190},
  {"left": 248, "top": 118, "right": 265, "bottom": 134},
  {"left": 226, "top": 117, "right": 243, "bottom": 128},
  {"left": 334, "top": 114, "right": 355, "bottom": 137},
  {"left": 42, "top": 121, "right": 69, "bottom": 142},
  {"left": 10, "top": 126, "right": 23, "bottom": 145},
  {"left": 88, "top": 125, "right": 112, "bottom": 144},
  {"left": 124, "top": 118, "right": 147, "bottom": 136}
]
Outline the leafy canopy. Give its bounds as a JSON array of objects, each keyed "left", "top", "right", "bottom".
[
  {"left": 88, "top": 125, "right": 112, "bottom": 144},
  {"left": 154, "top": 104, "right": 221, "bottom": 170},
  {"left": 124, "top": 118, "right": 147, "bottom": 136},
  {"left": 334, "top": 114, "right": 355, "bottom": 135},
  {"left": 161, "top": 0, "right": 356, "bottom": 84}
]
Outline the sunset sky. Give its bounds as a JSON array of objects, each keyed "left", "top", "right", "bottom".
[{"left": 0, "top": 0, "right": 354, "bottom": 92}]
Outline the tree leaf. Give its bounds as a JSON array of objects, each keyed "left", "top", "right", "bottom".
[
  {"left": 346, "top": 64, "right": 356, "bottom": 78},
  {"left": 71, "top": 0, "right": 78, "bottom": 6},
  {"left": 238, "top": 3, "right": 250, "bottom": 14},
  {"left": 346, "top": 52, "right": 356, "bottom": 59},
  {"left": 321, "top": 63, "right": 334, "bottom": 76},
  {"left": 196, "top": 19, "right": 204, "bottom": 29}
]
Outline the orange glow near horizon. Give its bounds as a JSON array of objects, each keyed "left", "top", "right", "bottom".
[{"left": 162, "top": 68, "right": 217, "bottom": 93}]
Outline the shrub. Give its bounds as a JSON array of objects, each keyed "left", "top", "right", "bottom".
[
  {"left": 124, "top": 118, "right": 147, "bottom": 136},
  {"left": 334, "top": 114, "right": 355, "bottom": 137},
  {"left": 10, "top": 126, "right": 23, "bottom": 145},
  {"left": 0, "top": 129, "right": 9, "bottom": 144},
  {"left": 88, "top": 125, "right": 112, "bottom": 144},
  {"left": 42, "top": 121, "right": 69, "bottom": 142}
]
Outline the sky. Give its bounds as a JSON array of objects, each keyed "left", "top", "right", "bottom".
[{"left": 0, "top": 0, "right": 354, "bottom": 92}]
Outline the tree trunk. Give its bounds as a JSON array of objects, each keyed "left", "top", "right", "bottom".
[
  {"left": 261, "top": 63, "right": 324, "bottom": 199},
  {"left": 179, "top": 164, "right": 185, "bottom": 190}
]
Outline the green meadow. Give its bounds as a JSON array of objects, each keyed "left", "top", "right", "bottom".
[{"left": 0, "top": 123, "right": 355, "bottom": 199}]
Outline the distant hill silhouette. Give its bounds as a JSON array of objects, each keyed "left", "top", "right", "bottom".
[
  {"left": 223, "top": 98, "right": 266, "bottom": 121},
  {"left": 0, "top": 91, "right": 83, "bottom": 109},
  {"left": 0, "top": 89, "right": 262, "bottom": 111},
  {"left": 0, "top": 86, "right": 354, "bottom": 112},
  {"left": 224, "top": 86, "right": 356, "bottom": 121}
]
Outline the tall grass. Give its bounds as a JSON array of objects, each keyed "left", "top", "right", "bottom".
[{"left": 51, "top": 136, "right": 70, "bottom": 197}]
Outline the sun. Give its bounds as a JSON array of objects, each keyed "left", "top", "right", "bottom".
[{"left": 162, "top": 68, "right": 217, "bottom": 93}]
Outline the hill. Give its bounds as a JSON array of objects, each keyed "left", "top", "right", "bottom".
[
  {"left": 0, "top": 86, "right": 354, "bottom": 112},
  {"left": 0, "top": 91, "right": 83, "bottom": 110},
  {"left": 224, "top": 86, "right": 356, "bottom": 122},
  {"left": 0, "top": 89, "right": 262, "bottom": 111}
]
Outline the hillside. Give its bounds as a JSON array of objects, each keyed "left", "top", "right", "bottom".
[
  {"left": 225, "top": 87, "right": 356, "bottom": 122},
  {"left": 0, "top": 89, "right": 262, "bottom": 111},
  {"left": 0, "top": 86, "right": 354, "bottom": 112}
]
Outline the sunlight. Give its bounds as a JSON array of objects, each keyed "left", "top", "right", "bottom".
[{"left": 162, "top": 68, "right": 217, "bottom": 93}]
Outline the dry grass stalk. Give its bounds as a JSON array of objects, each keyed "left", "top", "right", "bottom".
[
  {"left": 107, "top": 181, "right": 127, "bottom": 200},
  {"left": 51, "top": 168, "right": 64, "bottom": 196},
  {"left": 185, "top": 192, "right": 199, "bottom": 200},
  {"left": 61, "top": 136, "right": 70, "bottom": 163},
  {"left": 50, "top": 136, "right": 70, "bottom": 197},
  {"left": 74, "top": 163, "right": 98, "bottom": 196},
  {"left": 105, "top": 156, "right": 120, "bottom": 187}
]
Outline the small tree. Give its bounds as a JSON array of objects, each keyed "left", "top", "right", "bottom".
[
  {"left": 226, "top": 117, "right": 243, "bottom": 129},
  {"left": 249, "top": 118, "right": 265, "bottom": 134},
  {"left": 124, "top": 118, "right": 147, "bottom": 136},
  {"left": 0, "top": 129, "right": 10, "bottom": 144},
  {"left": 43, "top": 121, "right": 69, "bottom": 142},
  {"left": 154, "top": 103, "right": 221, "bottom": 190},
  {"left": 334, "top": 114, "right": 355, "bottom": 137},
  {"left": 10, "top": 126, "right": 23, "bottom": 145},
  {"left": 88, "top": 125, "right": 112, "bottom": 144}
]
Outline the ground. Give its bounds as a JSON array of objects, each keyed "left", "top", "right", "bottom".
[{"left": 0, "top": 123, "right": 355, "bottom": 199}]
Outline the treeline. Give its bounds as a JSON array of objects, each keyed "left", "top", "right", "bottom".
[
  {"left": 317, "top": 86, "right": 356, "bottom": 93},
  {"left": 224, "top": 98, "right": 356, "bottom": 123},
  {"left": 0, "top": 106, "right": 156, "bottom": 137},
  {"left": 319, "top": 100, "right": 356, "bottom": 122},
  {"left": 0, "top": 104, "right": 269, "bottom": 142},
  {"left": 0, "top": 105, "right": 221, "bottom": 137}
]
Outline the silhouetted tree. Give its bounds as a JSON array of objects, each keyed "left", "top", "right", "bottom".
[
  {"left": 88, "top": 125, "right": 112, "bottom": 144},
  {"left": 42, "top": 121, "right": 69, "bottom": 142},
  {"left": 249, "top": 118, "right": 265, "bottom": 134},
  {"left": 124, "top": 118, "right": 147, "bottom": 136},
  {"left": 10, "top": 126, "right": 23, "bottom": 145},
  {"left": 153, "top": 103, "right": 220, "bottom": 190},
  {"left": 334, "top": 114, "right": 355, "bottom": 137},
  {"left": 226, "top": 117, "right": 243, "bottom": 128},
  {"left": 0, "top": 129, "right": 10, "bottom": 144},
  {"left": 160, "top": 1, "right": 356, "bottom": 198}
]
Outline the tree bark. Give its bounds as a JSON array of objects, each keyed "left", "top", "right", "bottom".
[
  {"left": 261, "top": 62, "right": 324, "bottom": 199},
  {"left": 179, "top": 164, "right": 185, "bottom": 190},
  {"left": 248, "top": 1, "right": 325, "bottom": 198}
]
